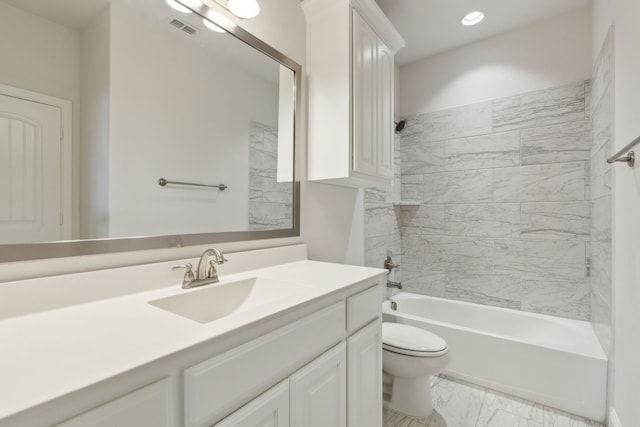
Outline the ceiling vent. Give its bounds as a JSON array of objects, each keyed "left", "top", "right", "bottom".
[{"left": 168, "top": 18, "right": 198, "bottom": 35}]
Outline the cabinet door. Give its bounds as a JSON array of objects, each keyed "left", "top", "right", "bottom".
[
  {"left": 290, "top": 342, "right": 346, "bottom": 427},
  {"left": 377, "top": 42, "right": 394, "bottom": 179},
  {"left": 348, "top": 319, "right": 382, "bottom": 427},
  {"left": 214, "top": 380, "right": 289, "bottom": 427},
  {"left": 352, "top": 10, "right": 378, "bottom": 177},
  {"left": 55, "top": 378, "right": 173, "bottom": 427}
]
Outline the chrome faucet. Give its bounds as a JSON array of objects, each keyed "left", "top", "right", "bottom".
[
  {"left": 384, "top": 256, "right": 399, "bottom": 274},
  {"left": 384, "top": 256, "right": 402, "bottom": 289},
  {"left": 173, "top": 248, "right": 227, "bottom": 289},
  {"left": 387, "top": 280, "right": 403, "bottom": 290}
]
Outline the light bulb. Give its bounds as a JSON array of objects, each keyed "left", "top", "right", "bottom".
[
  {"left": 228, "top": 0, "right": 260, "bottom": 19},
  {"left": 207, "top": 10, "right": 235, "bottom": 28},
  {"left": 461, "top": 11, "right": 484, "bottom": 26},
  {"left": 166, "top": 0, "right": 192, "bottom": 14}
]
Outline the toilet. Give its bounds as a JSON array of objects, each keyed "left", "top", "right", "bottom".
[{"left": 382, "top": 322, "right": 451, "bottom": 417}]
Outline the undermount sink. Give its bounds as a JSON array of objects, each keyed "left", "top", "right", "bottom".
[{"left": 149, "top": 277, "right": 306, "bottom": 324}]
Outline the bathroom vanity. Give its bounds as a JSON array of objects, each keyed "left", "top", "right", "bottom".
[{"left": 0, "top": 245, "right": 386, "bottom": 427}]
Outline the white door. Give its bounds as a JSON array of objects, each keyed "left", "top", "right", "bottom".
[
  {"left": 290, "top": 343, "right": 346, "bottom": 427},
  {"left": 0, "top": 93, "right": 64, "bottom": 243}
]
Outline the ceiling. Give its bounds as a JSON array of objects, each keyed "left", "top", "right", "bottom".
[
  {"left": 4, "top": 0, "right": 592, "bottom": 67},
  {"left": 375, "top": 0, "right": 593, "bottom": 65},
  {"left": 1, "top": 0, "right": 110, "bottom": 30}
]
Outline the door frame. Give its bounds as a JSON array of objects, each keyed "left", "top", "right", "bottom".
[{"left": 0, "top": 84, "right": 73, "bottom": 240}]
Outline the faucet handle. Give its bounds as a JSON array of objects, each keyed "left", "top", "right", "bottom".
[
  {"left": 207, "top": 260, "right": 220, "bottom": 282},
  {"left": 172, "top": 263, "right": 195, "bottom": 288}
]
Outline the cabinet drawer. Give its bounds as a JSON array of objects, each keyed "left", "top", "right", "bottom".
[
  {"left": 55, "top": 378, "right": 172, "bottom": 427},
  {"left": 346, "top": 284, "right": 382, "bottom": 333},
  {"left": 184, "top": 301, "right": 345, "bottom": 427}
]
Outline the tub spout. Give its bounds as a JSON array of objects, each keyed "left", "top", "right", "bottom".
[{"left": 387, "top": 280, "right": 402, "bottom": 289}]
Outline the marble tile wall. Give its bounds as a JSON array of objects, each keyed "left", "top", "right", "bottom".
[
  {"left": 248, "top": 121, "right": 293, "bottom": 231},
  {"left": 589, "top": 30, "right": 613, "bottom": 360},
  {"left": 364, "top": 133, "right": 402, "bottom": 282},
  {"left": 398, "top": 81, "right": 592, "bottom": 320}
]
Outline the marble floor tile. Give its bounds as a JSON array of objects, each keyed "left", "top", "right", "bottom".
[
  {"left": 384, "top": 407, "right": 447, "bottom": 427},
  {"left": 383, "top": 376, "right": 603, "bottom": 427},
  {"left": 543, "top": 407, "right": 602, "bottom": 426},
  {"left": 430, "top": 376, "right": 486, "bottom": 427},
  {"left": 480, "top": 389, "right": 544, "bottom": 424},
  {"left": 475, "top": 407, "right": 543, "bottom": 427}
]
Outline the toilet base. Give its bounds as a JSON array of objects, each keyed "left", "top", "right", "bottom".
[{"left": 388, "top": 375, "right": 434, "bottom": 418}]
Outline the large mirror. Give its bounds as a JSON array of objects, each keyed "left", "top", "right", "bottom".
[{"left": 0, "top": 0, "right": 300, "bottom": 261}]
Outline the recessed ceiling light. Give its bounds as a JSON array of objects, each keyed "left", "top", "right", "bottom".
[
  {"left": 461, "top": 11, "right": 484, "bottom": 26},
  {"left": 166, "top": 0, "right": 192, "bottom": 14}
]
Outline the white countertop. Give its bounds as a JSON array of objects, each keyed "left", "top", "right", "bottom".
[{"left": 0, "top": 255, "right": 386, "bottom": 421}]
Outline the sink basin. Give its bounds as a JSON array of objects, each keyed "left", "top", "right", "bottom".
[{"left": 148, "top": 277, "right": 306, "bottom": 323}]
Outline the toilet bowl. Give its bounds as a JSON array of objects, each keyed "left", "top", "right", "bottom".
[{"left": 382, "top": 322, "right": 451, "bottom": 417}]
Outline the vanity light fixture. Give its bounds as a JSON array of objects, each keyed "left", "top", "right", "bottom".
[
  {"left": 461, "top": 10, "right": 485, "bottom": 26},
  {"left": 204, "top": 9, "right": 235, "bottom": 32},
  {"left": 227, "top": 0, "right": 260, "bottom": 19},
  {"left": 166, "top": 0, "right": 192, "bottom": 14},
  {"left": 203, "top": 18, "right": 225, "bottom": 32}
]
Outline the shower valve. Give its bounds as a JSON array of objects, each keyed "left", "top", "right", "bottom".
[{"left": 384, "top": 256, "right": 399, "bottom": 274}]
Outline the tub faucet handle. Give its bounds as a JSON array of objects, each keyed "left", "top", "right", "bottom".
[{"left": 384, "top": 256, "right": 400, "bottom": 274}]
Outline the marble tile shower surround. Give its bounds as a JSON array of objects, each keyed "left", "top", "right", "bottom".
[
  {"left": 248, "top": 121, "right": 293, "bottom": 231},
  {"left": 395, "top": 80, "right": 594, "bottom": 320},
  {"left": 589, "top": 29, "right": 613, "bottom": 362},
  {"left": 364, "top": 132, "right": 402, "bottom": 281}
]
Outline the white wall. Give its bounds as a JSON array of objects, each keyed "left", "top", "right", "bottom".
[
  {"left": 108, "top": 0, "right": 278, "bottom": 237},
  {"left": 0, "top": 2, "right": 82, "bottom": 238},
  {"left": 81, "top": 6, "right": 110, "bottom": 239},
  {"left": 399, "top": 6, "right": 592, "bottom": 115},
  {"left": 593, "top": 1, "right": 640, "bottom": 425},
  {"left": 0, "top": 0, "right": 369, "bottom": 281}
]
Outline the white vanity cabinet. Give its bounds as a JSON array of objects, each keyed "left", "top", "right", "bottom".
[
  {"left": 347, "top": 320, "right": 383, "bottom": 427},
  {"left": 290, "top": 343, "right": 347, "bottom": 427},
  {"left": 207, "top": 285, "right": 383, "bottom": 427},
  {"left": 55, "top": 378, "right": 173, "bottom": 427},
  {"left": 303, "top": 0, "right": 404, "bottom": 187},
  {"left": 1, "top": 256, "right": 386, "bottom": 427},
  {"left": 213, "top": 381, "right": 290, "bottom": 427}
]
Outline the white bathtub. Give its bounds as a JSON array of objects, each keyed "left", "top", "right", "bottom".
[{"left": 382, "top": 292, "right": 607, "bottom": 422}]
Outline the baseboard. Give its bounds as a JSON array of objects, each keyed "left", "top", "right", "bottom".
[{"left": 609, "top": 408, "right": 622, "bottom": 427}]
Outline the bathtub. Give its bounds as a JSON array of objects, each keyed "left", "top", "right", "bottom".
[{"left": 382, "top": 292, "right": 607, "bottom": 422}]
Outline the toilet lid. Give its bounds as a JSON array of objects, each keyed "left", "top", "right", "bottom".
[{"left": 382, "top": 323, "right": 447, "bottom": 355}]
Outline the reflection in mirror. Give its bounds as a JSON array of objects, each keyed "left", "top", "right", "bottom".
[{"left": 0, "top": 0, "right": 299, "bottom": 255}]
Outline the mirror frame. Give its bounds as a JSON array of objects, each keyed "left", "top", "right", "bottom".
[{"left": 0, "top": 0, "right": 301, "bottom": 263}]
